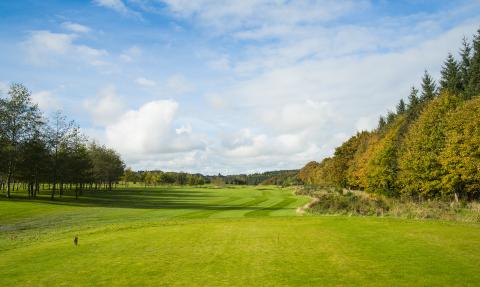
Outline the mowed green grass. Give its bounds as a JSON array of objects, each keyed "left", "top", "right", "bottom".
[{"left": 1, "top": 186, "right": 480, "bottom": 286}]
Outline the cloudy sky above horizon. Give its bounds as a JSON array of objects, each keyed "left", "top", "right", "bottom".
[{"left": 1, "top": 0, "right": 479, "bottom": 174}]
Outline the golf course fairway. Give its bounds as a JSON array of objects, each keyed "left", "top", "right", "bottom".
[{"left": 1, "top": 186, "right": 479, "bottom": 286}]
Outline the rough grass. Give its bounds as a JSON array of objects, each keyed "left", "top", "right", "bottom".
[
  {"left": 298, "top": 188, "right": 480, "bottom": 222},
  {"left": 1, "top": 186, "right": 480, "bottom": 286}
]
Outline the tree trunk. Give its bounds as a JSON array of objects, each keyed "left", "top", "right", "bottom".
[
  {"left": 6, "top": 161, "right": 13, "bottom": 198},
  {"left": 51, "top": 176, "right": 56, "bottom": 199}
]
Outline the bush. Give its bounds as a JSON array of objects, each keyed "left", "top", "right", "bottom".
[
  {"left": 306, "top": 190, "right": 389, "bottom": 216},
  {"left": 297, "top": 187, "right": 480, "bottom": 222}
]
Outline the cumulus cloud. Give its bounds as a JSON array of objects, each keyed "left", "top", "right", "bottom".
[
  {"left": 105, "top": 100, "right": 205, "bottom": 157},
  {"left": 84, "top": 85, "right": 126, "bottom": 126},
  {"left": 31, "top": 90, "right": 62, "bottom": 111}
]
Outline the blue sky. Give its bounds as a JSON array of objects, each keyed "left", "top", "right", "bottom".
[{"left": 1, "top": 0, "right": 479, "bottom": 174}]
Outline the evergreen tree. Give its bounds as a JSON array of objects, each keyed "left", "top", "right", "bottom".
[
  {"left": 459, "top": 37, "right": 471, "bottom": 94},
  {"left": 466, "top": 29, "right": 480, "bottom": 98},
  {"left": 407, "top": 86, "right": 420, "bottom": 118},
  {"left": 396, "top": 99, "right": 406, "bottom": 114},
  {"left": 407, "top": 87, "right": 419, "bottom": 108},
  {"left": 440, "top": 53, "right": 462, "bottom": 94},
  {"left": 420, "top": 70, "right": 437, "bottom": 102}
]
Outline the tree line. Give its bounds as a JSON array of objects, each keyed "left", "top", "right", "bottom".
[
  {"left": 299, "top": 29, "right": 480, "bottom": 200},
  {"left": 120, "top": 169, "right": 300, "bottom": 187},
  {"left": 209, "top": 170, "right": 300, "bottom": 186},
  {"left": 0, "top": 84, "right": 125, "bottom": 199},
  {"left": 122, "top": 169, "right": 207, "bottom": 186}
]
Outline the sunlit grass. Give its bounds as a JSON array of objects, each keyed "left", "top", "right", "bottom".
[{"left": 0, "top": 186, "right": 479, "bottom": 286}]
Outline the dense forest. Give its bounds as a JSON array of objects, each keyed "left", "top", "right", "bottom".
[
  {"left": 0, "top": 84, "right": 125, "bottom": 199},
  {"left": 299, "top": 30, "right": 480, "bottom": 200}
]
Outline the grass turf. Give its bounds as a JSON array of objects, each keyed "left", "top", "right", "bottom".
[{"left": 0, "top": 185, "right": 479, "bottom": 286}]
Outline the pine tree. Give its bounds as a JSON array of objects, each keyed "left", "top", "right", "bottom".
[
  {"left": 396, "top": 99, "right": 406, "bottom": 114},
  {"left": 440, "top": 53, "right": 462, "bottom": 94},
  {"left": 466, "top": 28, "right": 480, "bottom": 98},
  {"left": 459, "top": 37, "right": 471, "bottom": 94},
  {"left": 420, "top": 70, "right": 437, "bottom": 102},
  {"left": 407, "top": 86, "right": 420, "bottom": 117}
]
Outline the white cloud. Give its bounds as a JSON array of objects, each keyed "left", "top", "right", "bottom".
[
  {"left": 161, "top": 0, "right": 367, "bottom": 34},
  {"left": 185, "top": 19, "right": 479, "bottom": 172},
  {"left": 260, "top": 100, "right": 334, "bottom": 133},
  {"left": 31, "top": 90, "right": 62, "bottom": 111},
  {"left": 84, "top": 85, "right": 126, "bottom": 126},
  {"left": 23, "top": 30, "right": 108, "bottom": 66},
  {"left": 176, "top": 124, "right": 192, "bottom": 135},
  {"left": 105, "top": 100, "right": 205, "bottom": 157},
  {"left": 93, "top": 0, "right": 141, "bottom": 18},
  {"left": 93, "top": 0, "right": 129, "bottom": 14},
  {"left": 62, "top": 22, "right": 91, "bottom": 33},
  {"left": 24, "top": 31, "right": 73, "bottom": 64},
  {"left": 135, "top": 77, "right": 156, "bottom": 87}
]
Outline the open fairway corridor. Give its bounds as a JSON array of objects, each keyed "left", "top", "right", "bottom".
[{"left": 1, "top": 186, "right": 479, "bottom": 286}]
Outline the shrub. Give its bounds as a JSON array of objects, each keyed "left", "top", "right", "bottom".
[{"left": 298, "top": 187, "right": 480, "bottom": 222}]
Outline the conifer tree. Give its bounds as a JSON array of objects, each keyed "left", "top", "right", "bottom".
[
  {"left": 466, "top": 29, "right": 480, "bottom": 98},
  {"left": 396, "top": 99, "right": 406, "bottom": 114},
  {"left": 459, "top": 37, "right": 471, "bottom": 93},
  {"left": 407, "top": 86, "right": 421, "bottom": 118},
  {"left": 420, "top": 70, "right": 437, "bottom": 102},
  {"left": 440, "top": 53, "right": 462, "bottom": 94}
]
